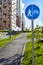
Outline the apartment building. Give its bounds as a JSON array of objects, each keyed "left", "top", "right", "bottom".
[
  {"left": 16, "top": 0, "right": 22, "bottom": 31},
  {"left": 11, "top": 0, "right": 17, "bottom": 31},
  {"left": 22, "top": 13, "right": 24, "bottom": 31},
  {"left": 0, "top": 0, "right": 22, "bottom": 31},
  {"left": 11, "top": 0, "right": 22, "bottom": 31},
  {"left": 0, "top": 0, "right": 12, "bottom": 30}
]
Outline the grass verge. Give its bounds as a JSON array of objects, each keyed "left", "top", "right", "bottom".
[
  {"left": 0, "top": 33, "right": 20, "bottom": 48},
  {"left": 22, "top": 41, "right": 43, "bottom": 65},
  {"left": 26, "top": 32, "right": 43, "bottom": 39},
  {"left": 22, "top": 32, "right": 43, "bottom": 65},
  {"left": 26, "top": 32, "right": 32, "bottom": 39}
]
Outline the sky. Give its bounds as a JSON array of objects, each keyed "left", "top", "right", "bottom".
[{"left": 22, "top": 0, "right": 43, "bottom": 29}]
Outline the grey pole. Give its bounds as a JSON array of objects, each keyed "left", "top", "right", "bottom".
[{"left": 32, "top": 20, "right": 34, "bottom": 65}]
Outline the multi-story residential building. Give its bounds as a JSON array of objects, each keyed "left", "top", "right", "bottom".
[
  {"left": 22, "top": 13, "right": 25, "bottom": 31},
  {"left": 11, "top": 0, "right": 22, "bottom": 31},
  {"left": 0, "top": 0, "right": 22, "bottom": 31},
  {"left": 16, "top": 0, "right": 22, "bottom": 31},
  {"left": 0, "top": 0, "right": 12, "bottom": 30},
  {"left": 11, "top": 0, "right": 17, "bottom": 31}
]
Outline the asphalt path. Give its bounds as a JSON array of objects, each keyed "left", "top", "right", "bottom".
[{"left": 0, "top": 33, "right": 28, "bottom": 65}]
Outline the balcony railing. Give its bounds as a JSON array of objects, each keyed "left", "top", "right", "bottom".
[
  {"left": 3, "top": 18, "right": 6, "bottom": 21},
  {"left": 0, "top": 5, "right": 2, "bottom": 7},
  {"left": 0, "top": 12, "right": 2, "bottom": 15},
  {"left": 8, "top": 12, "right": 11, "bottom": 15},
  {"left": 0, "top": 16, "right": 2, "bottom": 19},
  {"left": 0, "top": 1, "right": 2, "bottom": 3},
  {"left": 3, "top": 12, "right": 6, "bottom": 14},
  {"left": 0, "top": 8, "right": 2, "bottom": 10},
  {"left": 3, "top": 4, "right": 7, "bottom": 7}
]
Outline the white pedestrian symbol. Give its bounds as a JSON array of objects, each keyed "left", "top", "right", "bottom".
[{"left": 27, "top": 9, "right": 32, "bottom": 16}]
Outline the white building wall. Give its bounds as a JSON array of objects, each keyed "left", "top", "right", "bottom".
[
  {"left": 16, "top": 0, "right": 22, "bottom": 31},
  {"left": 16, "top": 0, "right": 22, "bottom": 17},
  {"left": 11, "top": 0, "right": 17, "bottom": 31},
  {"left": 11, "top": 0, "right": 22, "bottom": 31}
]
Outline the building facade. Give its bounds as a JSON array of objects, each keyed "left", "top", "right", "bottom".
[
  {"left": 0, "top": 0, "right": 22, "bottom": 31},
  {"left": 0, "top": 0, "right": 12, "bottom": 30},
  {"left": 11, "top": 0, "right": 22, "bottom": 31},
  {"left": 22, "top": 13, "right": 25, "bottom": 31},
  {"left": 11, "top": 0, "right": 17, "bottom": 31},
  {"left": 16, "top": 0, "right": 22, "bottom": 31}
]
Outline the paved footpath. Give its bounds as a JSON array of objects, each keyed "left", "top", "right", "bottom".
[{"left": 0, "top": 33, "right": 28, "bottom": 65}]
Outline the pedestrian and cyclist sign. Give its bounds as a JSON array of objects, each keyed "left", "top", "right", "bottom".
[
  {"left": 25, "top": 4, "right": 40, "bottom": 20},
  {"left": 25, "top": 4, "right": 40, "bottom": 65}
]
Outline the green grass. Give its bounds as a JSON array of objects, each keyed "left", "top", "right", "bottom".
[
  {"left": 26, "top": 32, "right": 32, "bottom": 39},
  {"left": 26, "top": 32, "right": 43, "bottom": 39},
  {"left": 0, "top": 33, "right": 20, "bottom": 48},
  {"left": 22, "top": 32, "right": 43, "bottom": 65},
  {"left": 22, "top": 41, "right": 43, "bottom": 65}
]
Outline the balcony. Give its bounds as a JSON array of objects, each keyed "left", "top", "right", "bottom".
[
  {"left": 3, "top": 8, "right": 6, "bottom": 12},
  {"left": 0, "top": 16, "right": 2, "bottom": 19},
  {"left": 0, "top": 8, "right": 2, "bottom": 11},
  {"left": 0, "top": 23, "right": 2, "bottom": 26},
  {"left": 0, "top": 24, "right": 2, "bottom": 30},
  {"left": 0, "top": 12, "right": 2, "bottom": 15},
  {"left": 0, "top": 5, "right": 2, "bottom": 7},
  {"left": 8, "top": 12, "right": 11, "bottom": 15},
  {"left": 4, "top": 0, "right": 6, "bottom": 3},
  {"left": 3, "top": 16, "right": 6, "bottom": 20},
  {"left": 3, "top": 12, "right": 6, "bottom": 14},
  {"left": 0, "top": 20, "right": 2, "bottom": 22},
  {"left": 0, "top": 0, "right": 2, "bottom": 3},
  {"left": 3, "top": 3, "right": 7, "bottom": 7},
  {"left": 0, "top": 17, "right": 2, "bottom": 29},
  {"left": 3, "top": 18, "right": 6, "bottom": 21},
  {"left": 8, "top": 0, "right": 11, "bottom": 4}
]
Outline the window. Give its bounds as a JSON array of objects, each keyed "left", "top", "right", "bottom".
[
  {"left": 8, "top": 0, "right": 10, "bottom": 2},
  {"left": 0, "top": 12, "right": 2, "bottom": 15},
  {"left": 3, "top": 21, "right": 6, "bottom": 23},
  {"left": 0, "top": 19, "right": 2, "bottom": 22},
  {"left": 3, "top": 14, "right": 6, "bottom": 18},
  {"left": 0, "top": 16, "right": 2, "bottom": 19},
  {"left": 0, "top": 0, "right": 2, "bottom": 2},
  {"left": 3, "top": 3, "right": 6, "bottom": 7},
  {"left": 4, "top": 0, "right": 6, "bottom": 2},
  {"left": 0, "top": 4, "right": 2, "bottom": 7},
  {"left": 8, "top": 0, "right": 11, "bottom": 4},
  {"left": 0, "top": 7, "right": 2, "bottom": 9},
  {"left": 4, "top": 8, "right": 6, "bottom": 11},
  {"left": 3, "top": 12, "right": 6, "bottom": 14}
]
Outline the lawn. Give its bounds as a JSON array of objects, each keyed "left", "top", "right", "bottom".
[
  {"left": 26, "top": 32, "right": 43, "bottom": 39},
  {"left": 26, "top": 32, "right": 32, "bottom": 39},
  {"left": 22, "top": 32, "right": 43, "bottom": 65},
  {"left": 0, "top": 33, "right": 20, "bottom": 48},
  {"left": 22, "top": 41, "right": 43, "bottom": 65}
]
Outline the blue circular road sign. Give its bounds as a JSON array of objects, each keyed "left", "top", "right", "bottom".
[{"left": 25, "top": 4, "right": 40, "bottom": 20}]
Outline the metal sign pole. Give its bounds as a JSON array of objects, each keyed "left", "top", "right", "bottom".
[
  {"left": 32, "top": 19, "right": 34, "bottom": 65},
  {"left": 25, "top": 4, "right": 40, "bottom": 65}
]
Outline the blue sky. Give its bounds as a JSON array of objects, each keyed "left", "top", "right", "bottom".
[{"left": 22, "top": 0, "right": 43, "bottom": 28}]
